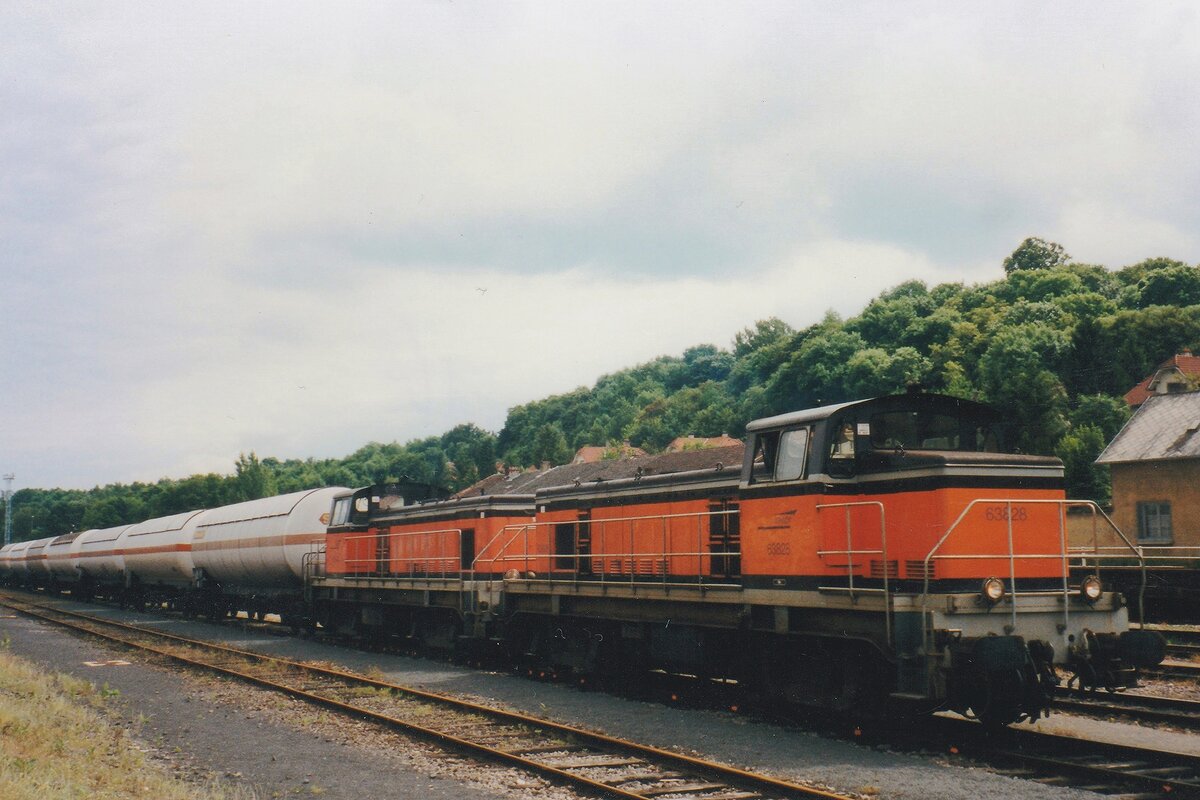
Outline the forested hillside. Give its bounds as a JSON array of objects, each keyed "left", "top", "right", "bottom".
[{"left": 7, "top": 238, "right": 1200, "bottom": 540}]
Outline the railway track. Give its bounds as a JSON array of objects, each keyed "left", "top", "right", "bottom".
[
  {"left": 931, "top": 715, "right": 1200, "bottom": 798},
  {"left": 1142, "top": 623, "right": 1200, "bottom": 657},
  {"left": 1144, "top": 659, "right": 1200, "bottom": 681},
  {"left": 0, "top": 591, "right": 846, "bottom": 800},
  {"left": 1052, "top": 687, "right": 1200, "bottom": 730},
  {"left": 9, "top": 589, "right": 1200, "bottom": 798}
]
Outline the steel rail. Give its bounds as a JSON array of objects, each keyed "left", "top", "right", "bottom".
[
  {"left": 1144, "top": 659, "right": 1200, "bottom": 680},
  {"left": 931, "top": 715, "right": 1200, "bottom": 797},
  {"left": 0, "top": 592, "right": 848, "bottom": 800},
  {"left": 1051, "top": 687, "right": 1200, "bottom": 729}
]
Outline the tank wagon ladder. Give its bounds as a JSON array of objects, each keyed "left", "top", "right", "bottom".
[{"left": 814, "top": 500, "right": 891, "bottom": 645}]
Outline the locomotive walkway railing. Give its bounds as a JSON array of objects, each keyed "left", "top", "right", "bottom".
[
  {"left": 919, "top": 499, "right": 1146, "bottom": 650},
  {"left": 815, "top": 500, "right": 890, "bottom": 644},
  {"left": 1072, "top": 543, "right": 1200, "bottom": 569},
  {"left": 306, "top": 509, "right": 742, "bottom": 614},
  {"left": 334, "top": 527, "right": 467, "bottom": 579},
  {"left": 471, "top": 509, "right": 742, "bottom": 591}
]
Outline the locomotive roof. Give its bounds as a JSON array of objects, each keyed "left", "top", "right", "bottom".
[
  {"left": 459, "top": 444, "right": 745, "bottom": 498},
  {"left": 744, "top": 392, "right": 997, "bottom": 432}
]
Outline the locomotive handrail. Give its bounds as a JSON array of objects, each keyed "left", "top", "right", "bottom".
[
  {"left": 815, "top": 501, "right": 890, "bottom": 645},
  {"left": 1071, "top": 543, "right": 1200, "bottom": 565},
  {"left": 472, "top": 509, "right": 741, "bottom": 590},
  {"left": 920, "top": 499, "right": 1147, "bottom": 652},
  {"left": 473, "top": 523, "right": 536, "bottom": 579},
  {"left": 301, "top": 544, "right": 326, "bottom": 603},
  {"left": 336, "top": 527, "right": 465, "bottom": 579}
]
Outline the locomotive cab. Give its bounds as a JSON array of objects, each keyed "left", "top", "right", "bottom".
[
  {"left": 743, "top": 392, "right": 1163, "bottom": 726},
  {"left": 744, "top": 391, "right": 1011, "bottom": 484},
  {"left": 327, "top": 479, "right": 448, "bottom": 534}
]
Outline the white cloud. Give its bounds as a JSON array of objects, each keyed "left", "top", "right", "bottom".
[
  {"left": 4, "top": 2, "right": 1200, "bottom": 491},
  {"left": 96, "top": 239, "right": 942, "bottom": 484}
]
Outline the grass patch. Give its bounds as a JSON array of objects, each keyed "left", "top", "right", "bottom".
[{"left": 0, "top": 650, "right": 248, "bottom": 800}]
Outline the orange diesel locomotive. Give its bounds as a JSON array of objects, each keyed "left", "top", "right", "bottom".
[{"left": 310, "top": 392, "right": 1164, "bottom": 726}]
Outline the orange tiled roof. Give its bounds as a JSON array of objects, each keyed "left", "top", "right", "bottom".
[
  {"left": 665, "top": 435, "right": 742, "bottom": 452},
  {"left": 572, "top": 444, "right": 647, "bottom": 464},
  {"left": 1124, "top": 351, "right": 1200, "bottom": 407}
]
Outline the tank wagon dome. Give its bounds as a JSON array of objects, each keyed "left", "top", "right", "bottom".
[{"left": 190, "top": 486, "right": 348, "bottom": 592}]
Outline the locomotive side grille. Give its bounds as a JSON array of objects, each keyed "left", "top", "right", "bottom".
[
  {"left": 870, "top": 560, "right": 898, "bottom": 579},
  {"left": 906, "top": 560, "right": 936, "bottom": 580}
]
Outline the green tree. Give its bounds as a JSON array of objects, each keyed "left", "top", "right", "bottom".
[
  {"left": 1136, "top": 265, "right": 1200, "bottom": 308},
  {"left": 234, "top": 452, "right": 278, "bottom": 501},
  {"left": 1003, "top": 237, "right": 1070, "bottom": 274},
  {"left": 1056, "top": 425, "right": 1110, "bottom": 503},
  {"left": 978, "top": 324, "right": 1071, "bottom": 453},
  {"left": 765, "top": 315, "right": 865, "bottom": 410},
  {"left": 1067, "top": 395, "right": 1130, "bottom": 442},
  {"left": 732, "top": 317, "right": 795, "bottom": 357},
  {"left": 80, "top": 495, "right": 145, "bottom": 529},
  {"left": 530, "top": 423, "right": 572, "bottom": 466}
]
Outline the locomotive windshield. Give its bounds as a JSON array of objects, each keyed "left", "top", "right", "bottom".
[{"left": 868, "top": 409, "right": 1001, "bottom": 452}]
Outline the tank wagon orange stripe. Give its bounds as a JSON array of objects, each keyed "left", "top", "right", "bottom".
[
  {"left": 191, "top": 532, "right": 324, "bottom": 551},
  {"left": 30, "top": 532, "right": 325, "bottom": 562}
]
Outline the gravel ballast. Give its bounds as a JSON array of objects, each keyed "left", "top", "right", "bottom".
[{"left": 2, "top": 600, "right": 1176, "bottom": 800}]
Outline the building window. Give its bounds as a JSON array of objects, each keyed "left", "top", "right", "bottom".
[{"left": 1137, "top": 501, "right": 1173, "bottom": 543}]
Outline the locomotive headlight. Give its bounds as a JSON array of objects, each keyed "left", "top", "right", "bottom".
[
  {"left": 1080, "top": 575, "right": 1104, "bottom": 603},
  {"left": 981, "top": 577, "right": 1006, "bottom": 604}
]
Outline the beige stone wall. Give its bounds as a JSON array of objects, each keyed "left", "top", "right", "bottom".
[
  {"left": 1109, "top": 459, "right": 1200, "bottom": 548},
  {"left": 1065, "top": 504, "right": 1133, "bottom": 558}
]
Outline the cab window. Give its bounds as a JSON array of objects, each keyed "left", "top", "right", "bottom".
[
  {"left": 774, "top": 428, "right": 809, "bottom": 481},
  {"left": 331, "top": 497, "right": 353, "bottom": 526}
]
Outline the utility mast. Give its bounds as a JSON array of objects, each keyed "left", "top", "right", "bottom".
[{"left": 2, "top": 473, "right": 12, "bottom": 546}]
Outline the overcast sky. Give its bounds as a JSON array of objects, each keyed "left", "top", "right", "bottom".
[{"left": 3, "top": 2, "right": 1199, "bottom": 490}]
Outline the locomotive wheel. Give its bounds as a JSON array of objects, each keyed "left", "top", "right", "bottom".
[{"left": 969, "top": 668, "right": 1025, "bottom": 728}]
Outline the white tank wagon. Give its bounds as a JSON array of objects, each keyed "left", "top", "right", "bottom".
[
  {"left": 5, "top": 541, "right": 32, "bottom": 583},
  {"left": 190, "top": 487, "right": 347, "bottom": 595},
  {"left": 45, "top": 531, "right": 85, "bottom": 588},
  {"left": 119, "top": 509, "right": 209, "bottom": 597},
  {"left": 23, "top": 537, "right": 53, "bottom": 587},
  {"left": 0, "top": 543, "right": 13, "bottom": 582},
  {"left": 72, "top": 524, "right": 135, "bottom": 599}
]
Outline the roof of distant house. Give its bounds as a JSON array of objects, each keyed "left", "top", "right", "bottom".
[
  {"left": 664, "top": 434, "right": 742, "bottom": 452},
  {"left": 1097, "top": 391, "right": 1200, "bottom": 464},
  {"left": 572, "top": 443, "right": 647, "bottom": 464},
  {"left": 1124, "top": 349, "right": 1200, "bottom": 407}
]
